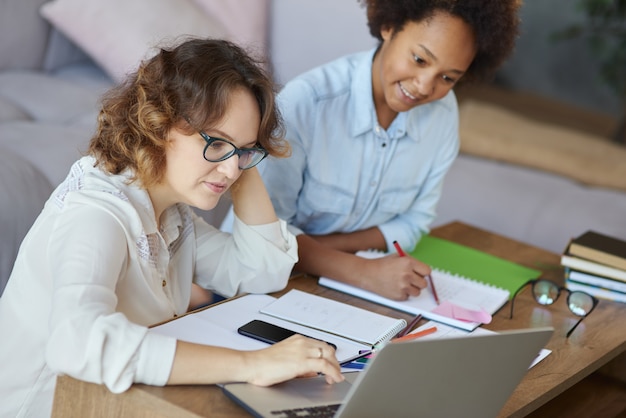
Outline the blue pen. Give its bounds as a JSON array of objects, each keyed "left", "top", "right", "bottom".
[
  {"left": 342, "top": 362, "right": 366, "bottom": 370},
  {"left": 339, "top": 349, "right": 375, "bottom": 366}
]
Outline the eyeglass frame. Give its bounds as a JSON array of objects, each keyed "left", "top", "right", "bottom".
[
  {"left": 198, "top": 130, "right": 268, "bottom": 170},
  {"left": 508, "top": 278, "right": 599, "bottom": 338}
]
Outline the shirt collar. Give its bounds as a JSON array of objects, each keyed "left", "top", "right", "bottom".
[
  {"left": 349, "top": 48, "right": 417, "bottom": 143},
  {"left": 350, "top": 48, "right": 377, "bottom": 138},
  {"left": 79, "top": 156, "right": 184, "bottom": 245},
  {"left": 110, "top": 166, "right": 183, "bottom": 239}
]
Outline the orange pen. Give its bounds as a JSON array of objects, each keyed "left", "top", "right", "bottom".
[{"left": 392, "top": 326, "right": 438, "bottom": 343}]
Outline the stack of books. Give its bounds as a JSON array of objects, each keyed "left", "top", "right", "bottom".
[{"left": 562, "top": 230, "right": 626, "bottom": 303}]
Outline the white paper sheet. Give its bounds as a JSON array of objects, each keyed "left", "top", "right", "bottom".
[{"left": 149, "top": 294, "right": 369, "bottom": 365}]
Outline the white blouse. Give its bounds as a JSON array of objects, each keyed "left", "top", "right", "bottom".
[{"left": 0, "top": 156, "right": 298, "bottom": 418}]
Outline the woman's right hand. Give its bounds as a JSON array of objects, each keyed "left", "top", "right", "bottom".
[
  {"left": 242, "top": 334, "right": 345, "bottom": 386},
  {"left": 230, "top": 167, "right": 278, "bottom": 226},
  {"left": 357, "top": 254, "right": 430, "bottom": 301}
]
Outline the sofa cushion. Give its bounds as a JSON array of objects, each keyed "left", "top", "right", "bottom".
[
  {"left": 42, "top": 28, "right": 94, "bottom": 72},
  {"left": 0, "top": 98, "right": 31, "bottom": 122},
  {"left": 40, "top": 0, "right": 228, "bottom": 82},
  {"left": 51, "top": 63, "right": 113, "bottom": 92},
  {"left": 0, "top": 146, "right": 53, "bottom": 294},
  {"left": 459, "top": 100, "right": 626, "bottom": 192},
  {"left": 0, "top": 122, "right": 94, "bottom": 187},
  {"left": 0, "top": 0, "right": 50, "bottom": 71},
  {"left": 433, "top": 154, "right": 626, "bottom": 254},
  {"left": 0, "top": 71, "right": 104, "bottom": 125}
]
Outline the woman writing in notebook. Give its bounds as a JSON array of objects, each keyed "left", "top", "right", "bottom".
[
  {"left": 224, "top": 0, "right": 522, "bottom": 301},
  {"left": 0, "top": 38, "right": 343, "bottom": 418}
]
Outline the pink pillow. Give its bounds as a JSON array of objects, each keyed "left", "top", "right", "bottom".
[
  {"left": 191, "top": 0, "right": 270, "bottom": 58},
  {"left": 40, "top": 0, "right": 228, "bottom": 82}
]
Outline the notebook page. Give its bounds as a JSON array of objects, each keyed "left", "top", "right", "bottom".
[
  {"left": 259, "top": 289, "right": 407, "bottom": 346},
  {"left": 149, "top": 294, "right": 369, "bottom": 363},
  {"left": 319, "top": 251, "right": 510, "bottom": 331}
]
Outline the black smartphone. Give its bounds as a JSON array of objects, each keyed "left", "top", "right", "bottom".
[{"left": 237, "top": 320, "right": 337, "bottom": 350}]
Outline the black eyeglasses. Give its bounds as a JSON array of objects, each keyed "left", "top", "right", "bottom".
[
  {"left": 199, "top": 130, "right": 268, "bottom": 170},
  {"left": 509, "top": 279, "right": 598, "bottom": 338}
]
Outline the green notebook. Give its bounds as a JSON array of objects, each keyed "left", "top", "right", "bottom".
[{"left": 409, "top": 235, "right": 541, "bottom": 297}]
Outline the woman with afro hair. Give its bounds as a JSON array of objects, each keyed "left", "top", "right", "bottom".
[{"left": 229, "top": 0, "right": 522, "bottom": 300}]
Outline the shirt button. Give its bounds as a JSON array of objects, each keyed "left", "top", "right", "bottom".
[
  {"left": 370, "top": 181, "right": 377, "bottom": 186},
  {"left": 162, "top": 280, "right": 166, "bottom": 287}
]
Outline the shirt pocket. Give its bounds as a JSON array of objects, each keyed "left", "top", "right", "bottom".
[
  {"left": 376, "top": 187, "right": 419, "bottom": 216},
  {"left": 302, "top": 177, "right": 354, "bottom": 214},
  {"left": 299, "top": 177, "right": 355, "bottom": 231}
]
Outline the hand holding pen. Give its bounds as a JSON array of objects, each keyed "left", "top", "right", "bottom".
[
  {"left": 393, "top": 241, "right": 439, "bottom": 305},
  {"left": 351, "top": 241, "right": 429, "bottom": 300}
]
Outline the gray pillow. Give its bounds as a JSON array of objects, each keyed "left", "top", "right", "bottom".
[
  {"left": 0, "top": 0, "right": 50, "bottom": 70},
  {"left": 42, "top": 28, "right": 93, "bottom": 72}
]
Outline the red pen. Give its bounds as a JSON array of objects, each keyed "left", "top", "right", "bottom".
[
  {"left": 396, "top": 314, "right": 422, "bottom": 337},
  {"left": 427, "top": 274, "right": 440, "bottom": 305},
  {"left": 392, "top": 240, "right": 406, "bottom": 257}
]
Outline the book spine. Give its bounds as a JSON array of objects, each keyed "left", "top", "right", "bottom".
[
  {"left": 566, "top": 268, "right": 626, "bottom": 294},
  {"left": 561, "top": 255, "right": 626, "bottom": 282},
  {"left": 569, "top": 243, "right": 626, "bottom": 271},
  {"left": 565, "top": 280, "right": 626, "bottom": 303}
]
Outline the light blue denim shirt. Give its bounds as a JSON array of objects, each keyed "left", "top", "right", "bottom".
[{"left": 261, "top": 48, "right": 459, "bottom": 252}]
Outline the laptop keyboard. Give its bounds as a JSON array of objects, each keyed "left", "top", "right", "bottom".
[{"left": 271, "top": 403, "right": 341, "bottom": 417}]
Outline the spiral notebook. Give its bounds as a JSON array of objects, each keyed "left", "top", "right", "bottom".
[
  {"left": 259, "top": 289, "right": 407, "bottom": 347},
  {"left": 409, "top": 235, "right": 540, "bottom": 295},
  {"left": 319, "top": 251, "right": 511, "bottom": 331}
]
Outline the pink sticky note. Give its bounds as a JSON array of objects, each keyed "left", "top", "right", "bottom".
[
  {"left": 451, "top": 304, "right": 492, "bottom": 324},
  {"left": 431, "top": 300, "right": 457, "bottom": 318},
  {"left": 431, "top": 300, "right": 492, "bottom": 324}
]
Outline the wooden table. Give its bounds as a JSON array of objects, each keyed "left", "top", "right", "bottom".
[{"left": 52, "top": 222, "right": 626, "bottom": 418}]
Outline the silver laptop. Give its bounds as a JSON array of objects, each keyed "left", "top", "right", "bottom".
[{"left": 221, "top": 327, "right": 553, "bottom": 418}]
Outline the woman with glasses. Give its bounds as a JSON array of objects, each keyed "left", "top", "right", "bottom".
[
  {"left": 224, "top": 0, "right": 522, "bottom": 301},
  {"left": 0, "top": 38, "right": 344, "bottom": 418}
]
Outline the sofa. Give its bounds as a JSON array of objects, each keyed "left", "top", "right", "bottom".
[{"left": 2, "top": 0, "right": 626, "bottom": 295}]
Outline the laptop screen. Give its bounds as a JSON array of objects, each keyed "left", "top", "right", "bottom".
[{"left": 222, "top": 327, "right": 553, "bottom": 418}]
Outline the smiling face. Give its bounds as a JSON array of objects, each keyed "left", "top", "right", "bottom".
[
  {"left": 148, "top": 87, "right": 260, "bottom": 219},
  {"left": 372, "top": 12, "right": 477, "bottom": 128}
]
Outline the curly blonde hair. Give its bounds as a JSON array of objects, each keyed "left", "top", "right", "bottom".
[{"left": 88, "top": 38, "right": 288, "bottom": 187}]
